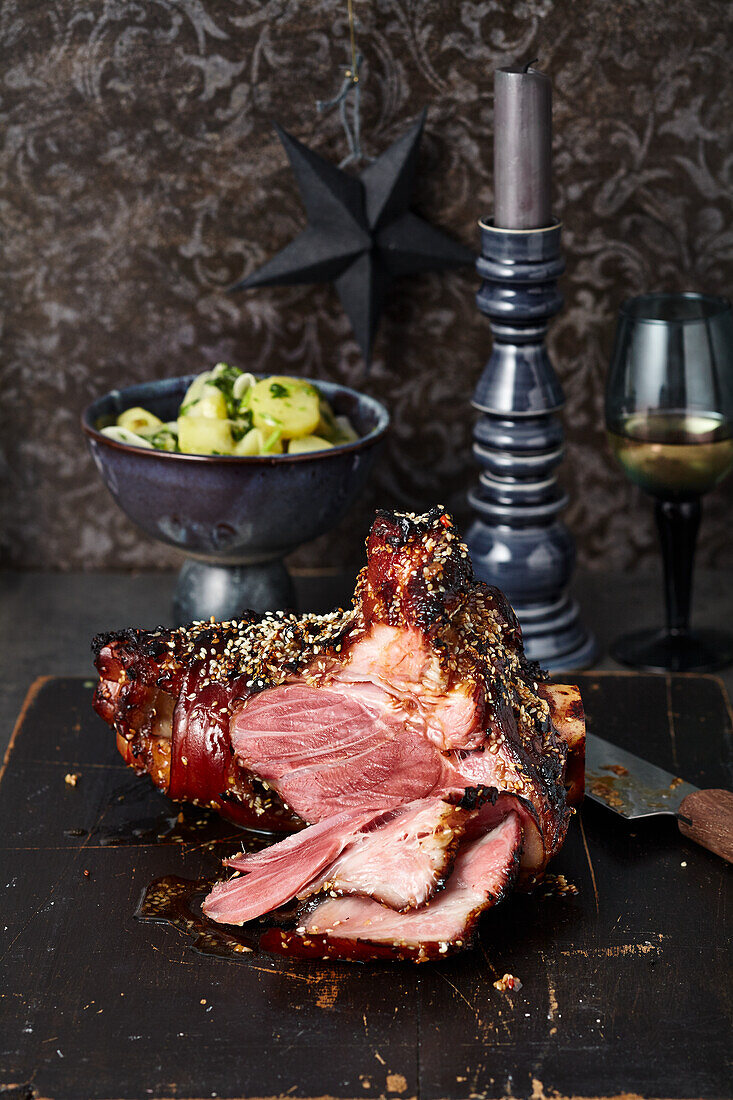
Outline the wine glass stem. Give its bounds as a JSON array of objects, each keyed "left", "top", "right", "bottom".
[{"left": 654, "top": 498, "right": 701, "bottom": 636}]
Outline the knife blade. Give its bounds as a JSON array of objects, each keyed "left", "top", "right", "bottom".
[
  {"left": 585, "top": 732, "right": 698, "bottom": 820},
  {"left": 584, "top": 732, "right": 733, "bottom": 863}
]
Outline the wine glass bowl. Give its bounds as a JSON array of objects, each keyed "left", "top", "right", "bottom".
[
  {"left": 605, "top": 293, "right": 733, "bottom": 672},
  {"left": 83, "top": 375, "right": 389, "bottom": 624}
]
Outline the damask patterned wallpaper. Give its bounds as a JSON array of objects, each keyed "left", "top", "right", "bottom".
[{"left": 1, "top": 0, "right": 732, "bottom": 572}]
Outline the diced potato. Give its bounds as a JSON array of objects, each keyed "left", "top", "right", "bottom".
[
  {"left": 190, "top": 384, "right": 228, "bottom": 420},
  {"left": 117, "top": 407, "right": 163, "bottom": 433},
  {"left": 232, "top": 427, "right": 284, "bottom": 456},
  {"left": 177, "top": 416, "right": 234, "bottom": 455},
  {"left": 250, "top": 376, "right": 320, "bottom": 440},
  {"left": 108, "top": 367, "right": 360, "bottom": 458},
  {"left": 333, "top": 414, "right": 359, "bottom": 444},
  {"left": 233, "top": 428, "right": 263, "bottom": 456},
  {"left": 288, "top": 434, "right": 334, "bottom": 454},
  {"left": 180, "top": 371, "right": 212, "bottom": 410}
]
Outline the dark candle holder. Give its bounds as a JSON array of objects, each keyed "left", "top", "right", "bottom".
[{"left": 465, "top": 218, "right": 596, "bottom": 671}]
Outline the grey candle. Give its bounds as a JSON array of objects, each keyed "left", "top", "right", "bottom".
[{"left": 494, "top": 62, "right": 552, "bottom": 230}]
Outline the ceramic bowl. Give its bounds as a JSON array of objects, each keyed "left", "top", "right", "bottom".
[{"left": 82, "top": 375, "right": 389, "bottom": 622}]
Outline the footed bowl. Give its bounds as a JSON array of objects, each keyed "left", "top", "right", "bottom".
[{"left": 82, "top": 375, "right": 389, "bottom": 623}]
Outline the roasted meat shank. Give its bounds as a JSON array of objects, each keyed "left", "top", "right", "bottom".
[{"left": 93, "top": 507, "right": 585, "bottom": 961}]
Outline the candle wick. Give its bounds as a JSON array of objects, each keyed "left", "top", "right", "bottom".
[{"left": 522, "top": 57, "right": 539, "bottom": 73}]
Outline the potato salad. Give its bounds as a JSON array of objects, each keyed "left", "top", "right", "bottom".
[{"left": 101, "top": 365, "right": 359, "bottom": 456}]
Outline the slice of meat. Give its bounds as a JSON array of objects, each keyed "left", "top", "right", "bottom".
[
  {"left": 449, "top": 747, "right": 553, "bottom": 884},
  {"left": 308, "top": 799, "right": 467, "bottom": 911},
  {"left": 202, "top": 810, "right": 376, "bottom": 925},
  {"left": 205, "top": 798, "right": 470, "bottom": 923},
  {"left": 231, "top": 684, "right": 464, "bottom": 822},
  {"left": 267, "top": 811, "right": 522, "bottom": 963}
]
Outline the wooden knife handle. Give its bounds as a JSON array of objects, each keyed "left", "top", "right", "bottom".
[{"left": 677, "top": 790, "right": 733, "bottom": 864}]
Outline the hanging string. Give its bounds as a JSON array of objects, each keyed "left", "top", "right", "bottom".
[
  {"left": 316, "top": 0, "right": 372, "bottom": 167},
  {"left": 346, "top": 0, "right": 358, "bottom": 80}
]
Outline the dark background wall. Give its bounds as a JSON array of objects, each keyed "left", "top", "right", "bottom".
[{"left": 2, "top": 0, "right": 732, "bottom": 573}]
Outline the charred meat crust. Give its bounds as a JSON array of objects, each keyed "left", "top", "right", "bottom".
[
  {"left": 455, "top": 786, "right": 498, "bottom": 812},
  {"left": 540, "top": 683, "right": 586, "bottom": 807}
]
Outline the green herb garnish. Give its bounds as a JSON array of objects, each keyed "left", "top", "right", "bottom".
[
  {"left": 202, "top": 364, "right": 244, "bottom": 419},
  {"left": 262, "top": 427, "right": 283, "bottom": 453},
  {"left": 145, "top": 428, "right": 179, "bottom": 452},
  {"left": 210, "top": 379, "right": 239, "bottom": 419},
  {"left": 230, "top": 412, "right": 253, "bottom": 443},
  {"left": 269, "top": 382, "right": 289, "bottom": 399}
]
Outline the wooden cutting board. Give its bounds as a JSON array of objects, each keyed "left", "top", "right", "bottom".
[{"left": 1, "top": 673, "right": 731, "bottom": 1100}]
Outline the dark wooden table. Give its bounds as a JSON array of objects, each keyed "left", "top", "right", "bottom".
[{"left": 1, "top": 569, "right": 732, "bottom": 1099}]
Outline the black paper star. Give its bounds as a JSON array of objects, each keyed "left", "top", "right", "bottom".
[{"left": 233, "top": 110, "right": 475, "bottom": 364}]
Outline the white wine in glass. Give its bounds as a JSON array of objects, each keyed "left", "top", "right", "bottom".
[
  {"left": 605, "top": 293, "right": 733, "bottom": 672},
  {"left": 607, "top": 410, "right": 733, "bottom": 500}
]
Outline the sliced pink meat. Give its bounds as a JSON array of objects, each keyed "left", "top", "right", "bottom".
[
  {"left": 203, "top": 797, "right": 470, "bottom": 924},
  {"left": 231, "top": 683, "right": 463, "bottom": 822},
  {"left": 301, "top": 798, "right": 469, "bottom": 911},
  {"left": 202, "top": 810, "right": 375, "bottom": 925},
  {"left": 296, "top": 812, "right": 522, "bottom": 961},
  {"left": 327, "top": 624, "right": 486, "bottom": 751},
  {"left": 451, "top": 746, "right": 556, "bottom": 877}
]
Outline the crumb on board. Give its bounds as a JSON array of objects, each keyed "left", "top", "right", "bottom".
[
  {"left": 64, "top": 772, "right": 80, "bottom": 787},
  {"left": 493, "top": 973, "right": 522, "bottom": 992}
]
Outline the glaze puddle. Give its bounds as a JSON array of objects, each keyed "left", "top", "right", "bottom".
[
  {"left": 96, "top": 807, "right": 247, "bottom": 848},
  {"left": 136, "top": 875, "right": 260, "bottom": 960},
  {"left": 135, "top": 874, "right": 307, "bottom": 961}
]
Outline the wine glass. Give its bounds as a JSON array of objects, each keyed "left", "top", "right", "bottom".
[{"left": 605, "top": 292, "right": 733, "bottom": 672}]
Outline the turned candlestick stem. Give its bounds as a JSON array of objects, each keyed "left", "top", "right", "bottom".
[{"left": 465, "top": 218, "right": 596, "bottom": 671}]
